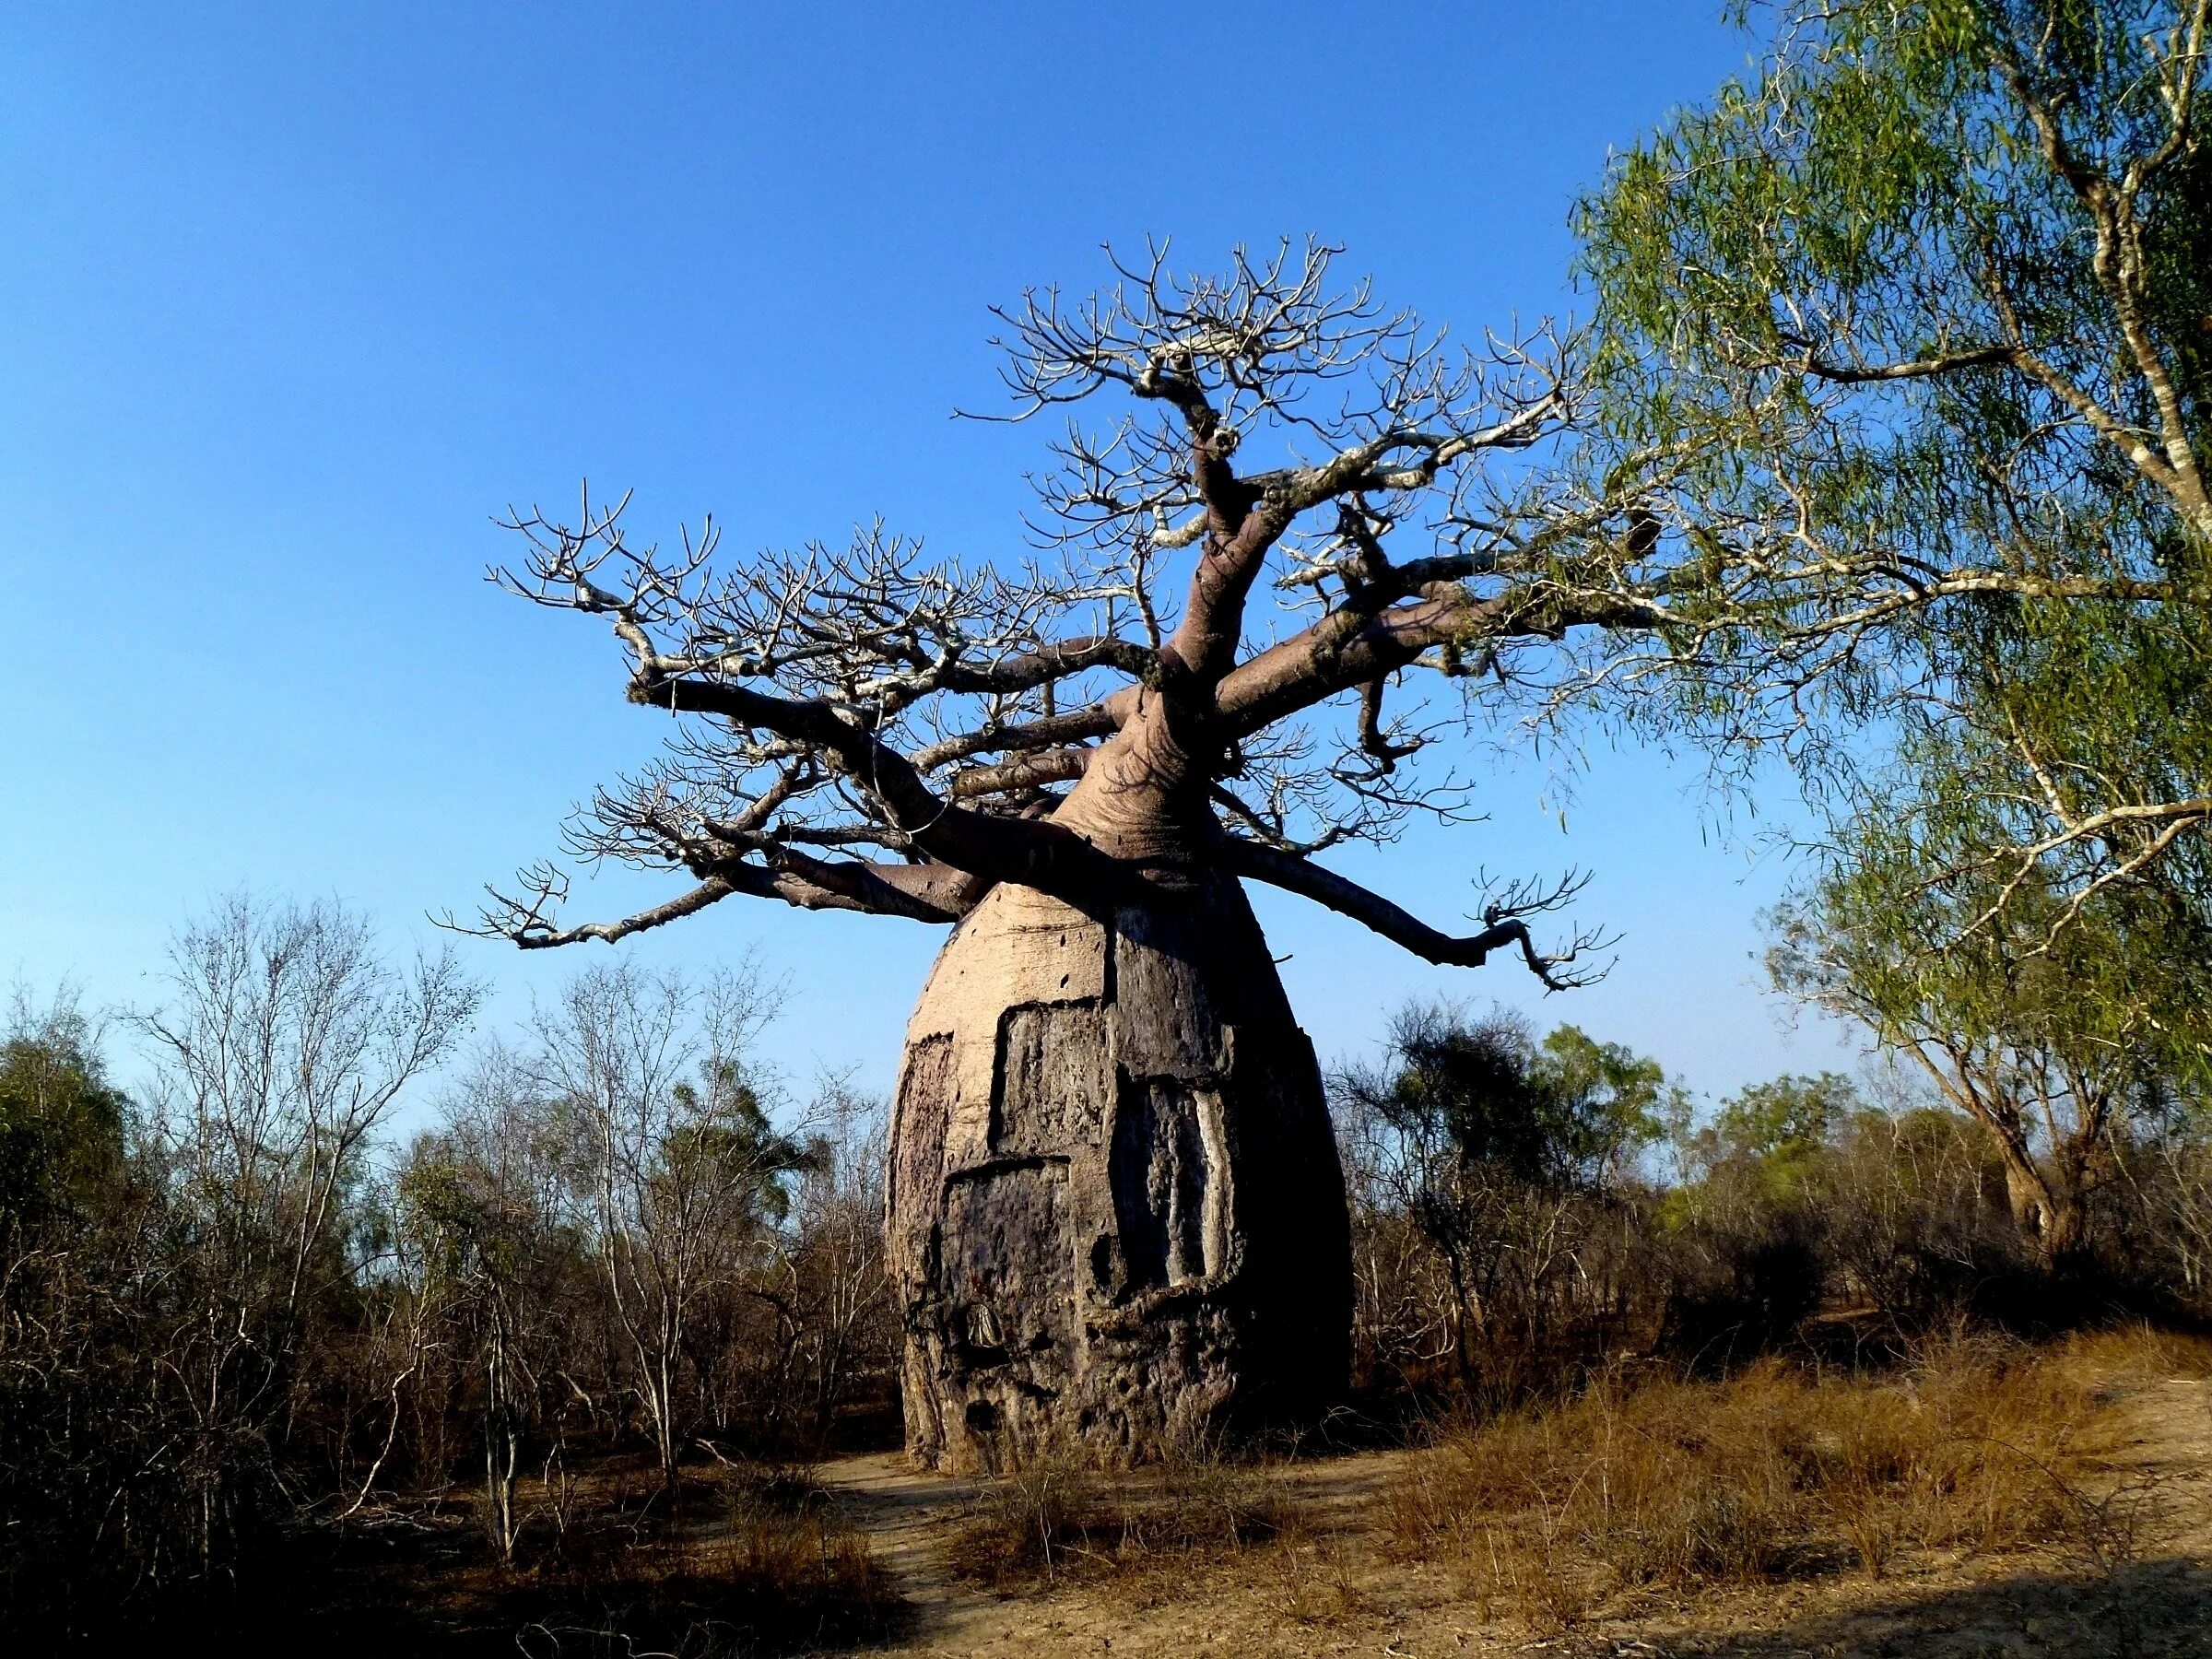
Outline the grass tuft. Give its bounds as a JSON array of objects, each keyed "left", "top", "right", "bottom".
[{"left": 949, "top": 1440, "right": 1292, "bottom": 1589}]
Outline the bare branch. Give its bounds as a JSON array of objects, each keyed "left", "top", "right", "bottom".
[{"left": 1219, "top": 838, "right": 1613, "bottom": 991}]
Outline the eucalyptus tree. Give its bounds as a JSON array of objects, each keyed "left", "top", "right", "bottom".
[
  {"left": 472, "top": 244, "right": 1685, "bottom": 1468},
  {"left": 1576, "top": 0, "right": 2212, "bottom": 943},
  {"left": 1767, "top": 788, "right": 2208, "bottom": 1262}
]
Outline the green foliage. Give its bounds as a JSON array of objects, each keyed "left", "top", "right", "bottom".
[
  {"left": 1580, "top": 0, "right": 2211, "bottom": 606},
  {"left": 1575, "top": 1, "right": 2212, "bottom": 941},
  {"left": 1333, "top": 1006, "right": 1680, "bottom": 1402},
  {"left": 1772, "top": 745, "right": 2212, "bottom": 1094},
  {"left": 0, "top": 1017, "right": 127, "bottom": 1234},
  {"left": 1578, "top": 3, "right": 2212, "bottom": 1256},
  {"left": 1703, "top": 1073, "right": 1865, "bottom": 1194},
  {"left": 1359, "top": 1006, "right": 1673, "bottom": 1191},
  {"left": 1769, "top": 782, "right": 2212, "bottom": 1265},
  {"left": 657, "top": 1061, "right": 817, "bottom": 1229}
]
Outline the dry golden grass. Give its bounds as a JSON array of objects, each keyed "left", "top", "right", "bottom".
[
  {"left": 798, "top": 1326, "right": 2212, "bottom": 1654},
  {"left": 1385, "top": 1327, "right": 2181, "bottom": 1630},
  {"left": 948, "top": 1442, "right": 1293, "bottom": 1588}
]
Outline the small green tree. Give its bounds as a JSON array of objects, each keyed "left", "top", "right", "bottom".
[
  {"left": 0, "top": 996, "right": 142, "bottom": 1630},
  {"left": 1695, "top": 1072, "right": 1864, "bottom": 1197},
  {"left": 0, "top": 999, "right": 127, "bottom": 1233},
  {"left": 1768, "top": 821, "right": 2194, "bottom": 1262},
  {"left": 1335, "top": 1006, "right": 1670, "bottom": 1397},
  {"left": 390, "top": 1059, "right": 580, "bottom": 1560},
  {"left": 525, "top": 962, "right": 810, "bottom": 1485}
]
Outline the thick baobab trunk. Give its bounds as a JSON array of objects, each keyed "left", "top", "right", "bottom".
[{"left": 885, "top": 867, "right": 1353, "bottom": 1472}]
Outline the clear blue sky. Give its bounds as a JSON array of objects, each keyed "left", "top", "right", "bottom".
[{"left": 0, "top": 1, "right": 1858, "bottom": 1108}]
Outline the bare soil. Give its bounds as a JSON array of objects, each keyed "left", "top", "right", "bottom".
[{"left": 808, "top": 1372, "right": 2212, "bottom": 1658}]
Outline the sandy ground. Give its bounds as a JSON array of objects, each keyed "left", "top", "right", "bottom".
[{"left": 808, "top": 1377, "right": 2212, "bottom": 1659}]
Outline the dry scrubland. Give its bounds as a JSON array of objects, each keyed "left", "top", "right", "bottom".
[
  {"left": 13, "top": 3, "right": 2212, "bottom": 1651},
  {"left": 22, "top": 920, "right": 2212, "bottom": 1653},
  {"left": 284, "top": 1325, "right": 2212, "bottom": 1656},
  {"left": 14, "top": 923, "right": 2212, "bottom": 1652}
]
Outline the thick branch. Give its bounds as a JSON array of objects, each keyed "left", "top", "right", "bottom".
[
  {"left": 947, "top": 747, "right": 1094, "bottom": 799},
  {"left": 631, "top": 672, "right": 1134, "bottom": 908},
  {"left": 909, "top": 701, "right": 1130, "bottom": 772},
  {"left": 1216, "top": 582, "right": 1670, "bottom": 739},
  {"left": 1218, "top": 838, "right": 1585, "bottom": 990},
  {"left": 933, "top": 635, "right": 1155, "bottom": 695},
  {"left": 479, "top": 849, "right": 991, "bottom": 948},
  {"left": 1801, "top": 345, "right": 2016, "bottom": 382},
  {"left": 762, "top": 849, "right": 990, "bottom": 921}
]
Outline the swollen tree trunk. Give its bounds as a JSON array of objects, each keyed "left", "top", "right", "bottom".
[{"left": 885, "top": 865, "right": 1353, "bottom": 1472}]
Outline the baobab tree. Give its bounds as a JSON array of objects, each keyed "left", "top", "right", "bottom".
[{"left": 474, "top": 244, "right": 1672, "bottom": 1470}]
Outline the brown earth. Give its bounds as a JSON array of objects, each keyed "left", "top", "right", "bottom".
[{"left": 809, "top": 1371, "right": 2212, "bottom": 1658}]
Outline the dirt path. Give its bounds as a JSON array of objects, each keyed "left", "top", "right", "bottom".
[
  {"left": 2110, "top": 1375, "right": 2212, "bottom": 1546},
  {"left": 814, "top": 1455, "right": 982, "bottom": 1627},
  {"left": 813, "top": 1379, "right": 2212, "bottom": 1658}
]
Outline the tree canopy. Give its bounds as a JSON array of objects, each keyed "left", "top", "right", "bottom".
[
  {"left": 1576, "top": 0, "right": 2212, "bottom": 941},
  {"left": 469, "top": 242, "right": 1722, "bottom": 983}
]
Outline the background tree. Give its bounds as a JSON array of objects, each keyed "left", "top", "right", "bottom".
[
  {"left": 1574, "top": 0, "right": 2212, "bottom": 949},
  {"left": 144, "top": 895, "right": 477, "bottom": 1572},
  {"left": 1767, "top": 810, "right": 2194, "bottom": 1264},
  {"left": 1332, "top": 1006, "right": 1668, "bottom": 1402},
  {"left": 0, "top": 931, "right": 911, "bottom": 1643},
  {"left": 1687, "top": 1072, "right": 1863, "bottom": 1200},
  {"left": 752, "top": 1083, "right": 900, "bottom": 1453},
  {"left": 389, "top": 1044, "right": 582, "bottom": 1559},
  {"left": 0, "top": 992, "right": 147, "bottom": 1632},
  {"left": 524, "top": 961, "right": 807, "bottom": 1486}
]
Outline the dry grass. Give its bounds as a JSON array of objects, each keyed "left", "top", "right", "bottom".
[
  {"left": 949, "top": 1441, "right": 1293, "bottom": 1589},
  {"left": 492, "top": 1460, "right": 903, "bottom": 1656},
  {"left": 296, "top": 1454, "right": 905, "bottom": 1655},
  {"left": 499, "top": 1521, "right": 900, "bottom": 1657},
  {"left": 1387, "top": 1327, "right": 2181, "bottom": 1630}
]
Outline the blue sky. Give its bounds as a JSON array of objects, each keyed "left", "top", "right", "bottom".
[{"left": 0, "top": 2, "right": 1859, "bottom": 1110}]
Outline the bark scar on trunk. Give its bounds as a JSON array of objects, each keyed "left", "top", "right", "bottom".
[{"left": 888, "top": 875, "right": 1351, "bottom": 1472}]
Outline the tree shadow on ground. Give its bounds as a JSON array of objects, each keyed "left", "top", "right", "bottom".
[{"left": 1654, "top": 1559, "right": 2212, "bottom": 1658}]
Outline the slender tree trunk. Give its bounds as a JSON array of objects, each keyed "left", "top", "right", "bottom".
[
  {"left": 1994, "top": 1146, "right": 2087, "bottom": 1266},
  {"left": 885, "top": 828, "right": 1352, "bottom": 1470},
  {"left": 1915, "top": 1048, "right": 2093, "bottom": 1273},
  {"left": 1441, "top": 1241, "right": 1481, "bottom": 1404}
]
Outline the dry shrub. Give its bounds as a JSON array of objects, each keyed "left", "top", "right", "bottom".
[
  {"left": 951, "top": 1441, "right": 1291, "bottom": 1588},
  {"left": 2055, "top": 1323, "right": 2212, "bottom": 1383},
  {"left": 1390, "top": 1331, "right": 2142, "bottom": 1626},
  {"left": 334, "top": 1455, "right": 906, "bottom": 1656},
  {"left": 487, "top": 1505, "right": 901, "bottom": 1658},
  {"left": 1268, "top": 1526, "right": 1369, "bottom": 1627},
  {"left": 953, "top": 1456, "right": 1107, "bottom": 1583}
]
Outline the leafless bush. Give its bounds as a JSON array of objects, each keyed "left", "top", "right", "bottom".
[{"left": 0, "top": 907, "right": 911, "bottom": 1644}]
